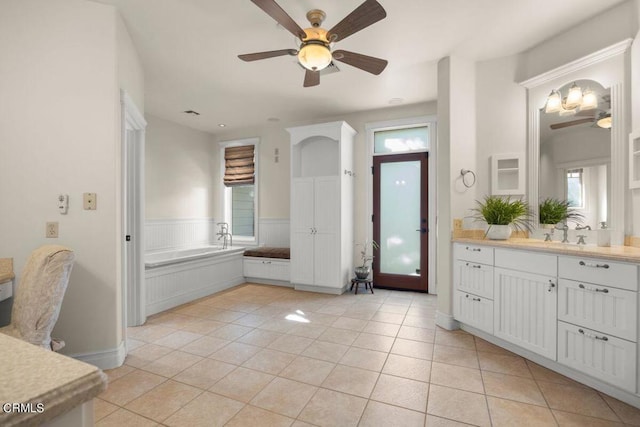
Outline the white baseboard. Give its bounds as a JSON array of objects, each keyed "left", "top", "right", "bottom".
[
  {"left": 435, "top": 311, "right": 459, "bottom": 330},
  {"left": 294, "top": 283, "right": 346, "bottom": 295},
  {"left": 244, "top": 277, "right": 293, "bottom": 288},
  {"left": 69, "top": 340, "right": 126, "bottom": 370}
]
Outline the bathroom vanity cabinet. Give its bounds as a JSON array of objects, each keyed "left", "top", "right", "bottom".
[{"left": 453, "top": 239, "right": 640, "bottom": 404}]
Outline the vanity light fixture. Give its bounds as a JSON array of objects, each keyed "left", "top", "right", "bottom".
[
  {"left": 564, "top": 82, "right": 583, "bottom": 110},
  {"left": 581, "top": 89, "right": 598, "bottom": 110},
  {"left": 544, "top": 90, "right": 562, "bottom": 113},
  {"left": 544, "top": 82, "right": 599, "bottom": 115}
]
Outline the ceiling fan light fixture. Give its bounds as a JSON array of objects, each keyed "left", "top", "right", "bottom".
[
  {"left": 544, "top": 90, "right": 562, "bottom": 113},
  {"left": 297, "top": 41, "right": 332, "bottom": 71},
  {"left": 581, "top": 89, "right": 598, "bottom": 110},
  {"left": 564, "top": 82, "right": 583, "bottom": 110},
  {"left": 597, "top": 114, "right": 612, "bottom": 129}
]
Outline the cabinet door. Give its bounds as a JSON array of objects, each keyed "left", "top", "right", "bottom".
[
  {"left": 313, "top": 176, "right": 339, "bottom": 233},
  {"left": 558, "top": 321, "right": 636, "bottom": 393},
  {"left": 291, "top": 178, "right": 315, "bottom": 285},
  {"left": 291, "top": 231, "right": 314, "bottom": 285},
  {"left": 494, "top": 268, "right": 557, "bottom": 359},
  {"left": 453, "top": 291, "right": 494, "bottom": 334},
  {"left": 454, "top": 259, "right": 494, "bottom": 299},
  {"left": 314, "top": 231, "right": 339, "bottom": 287}
]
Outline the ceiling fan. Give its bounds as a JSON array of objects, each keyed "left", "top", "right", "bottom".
[
  {"left": 238, "top": 0, "right": 388, "bottom": 87},
  {"left": 549, "top": 110, "right": 611, "bottom": 130}
]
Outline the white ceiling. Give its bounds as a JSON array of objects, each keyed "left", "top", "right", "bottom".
[{"left": 94, "top": 0, "right": 625, "bottom": 134}]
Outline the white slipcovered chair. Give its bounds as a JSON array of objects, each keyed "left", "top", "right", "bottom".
[{"left": 0, "top": 245, "right": 75, "bottom": 351}]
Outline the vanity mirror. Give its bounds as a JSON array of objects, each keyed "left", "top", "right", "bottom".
[{"left": 520, "top": 39, "right": 631, "bottom": 243}]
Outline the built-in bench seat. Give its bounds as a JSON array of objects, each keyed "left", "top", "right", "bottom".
[{"left": 243, "top": 247, "right": 290, "bottom": 285}]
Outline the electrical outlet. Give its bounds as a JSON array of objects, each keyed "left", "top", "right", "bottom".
[
  {"left": 83, "top": 192, "right": 97, "bottom": 210},
  {"left": 46, "top": 222, "right": 59, "bottom": 238},
  {"left": 453, "top": 218, "right": 463, "bottom": 230}
]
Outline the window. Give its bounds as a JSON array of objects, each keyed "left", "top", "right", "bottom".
[
  {"left": 373, "top": 126, "right": 429, "bottom": 154},
  {"left": 220, "top": 139, "right": 259, "bottom": 242},
  {"left": 566, "top": 168, "right": 584, "bottom": 208}
]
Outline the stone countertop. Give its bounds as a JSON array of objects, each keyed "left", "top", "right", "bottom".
[
  {"left": 0, "top": 258, "right": 14, "bottom": 283},
  {"left": 0, "top": 334, "right": 107, "bottom": 427},
  {"left": 452, "top": 237, "right": 640, "bottom": 263}
]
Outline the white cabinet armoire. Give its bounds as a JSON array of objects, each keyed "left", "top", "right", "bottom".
[{"left": 287, "top": 121, "right": 355, "bottom": 294}]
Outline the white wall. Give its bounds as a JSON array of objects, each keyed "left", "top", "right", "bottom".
[
  {"left": 0, "top": 0, "right": 131, "bottom": 360},
  {"left": 630, "top": 1, "right": 640, "bottom": 234},
  {"left": 145, "top": 115, "right": 216, "bottom": 219},
  {"left": 117, "top": 14, "right": 144, "bottom": 112}
]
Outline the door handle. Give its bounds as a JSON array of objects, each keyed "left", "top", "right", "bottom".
[{"left": 415, "top": 228, "right": 427, "bottom": 233}]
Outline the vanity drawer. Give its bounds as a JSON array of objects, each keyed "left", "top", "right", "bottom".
[
  {"left": 454, "top": 260, "right": 493, "bottom": 299},
  {"left": 558, "top": 279, "right": 637, "bottom": 342},
  {"left": 453, "top": 290, "right": 493, "bottom": 334},
  {"left": 558, "top": 321, "right": 636, "bottom": 393},
  {"left": 454, "top": 243, "right": 493, "bottom": 265},
  {"left": 559, "top": 256, "right": 637, "bottom": 291},
  {"left": 495, "top": 248, "right": 557, "bottom": 277}
]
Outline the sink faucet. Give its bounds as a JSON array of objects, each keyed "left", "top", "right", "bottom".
[
  {"left": 555, "top": 222, "right": 569, "bottom": 243},
  {"left": 575, "top": 225, "right": 591, "bottom": 230},
  {"left": 216, "top": 222, "right": 232, "bottom": 249}
]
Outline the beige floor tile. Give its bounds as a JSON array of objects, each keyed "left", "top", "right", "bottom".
[
  {"left": 209, "top": 366, "right": 274, "bottom": 402},
  {"left": 427, "top": 384, "right": 490, "bottom": 427},
  {"left": 305, "top": 312, "right": 340, "bottom": 326},
  {"left": 226, "top": 405, "right": 294, "bottom": 427},
  {"left": 181, "top": 336, "right": 230, "bottom": 357},
  {"left": 382, "top": 354, "right": 431, "bottom": 382},
  {"left": 94, "top": 398, "right": 118, "bottom": 421},
  {"left": 391, "top": 338, "right": 434, "bottom": 360},
  {"left": 474, "top": 337, "right": 513, "bottom": 355},
  {"left": 126, "top": 338, "right": 146, "bottom": 351},
  {"left": 482, "top": 370, "right": 546, "bottom": 406},
  {"left": 242, "top": 348, "right": 296, "bottom": 374},
  {"left": 600, "top": 393, "right": 640, "bottom": 425},
  {"left": 287, "top": 323, "right": 327, "bottom": 339},
  {"left": 537, "top": 381, "right": 619, "bottom": 421},
  {"left": 352, "top": 332, "right": 395, "bottom": 352},
  {"left": 317, "top": 304, "right": 347, "bottom": 316},
  {"left": 164, "top": 391, "right": 245, "bottom": 427},
  {"left": 237, "top": 329, "right": 283, "bottom": 347},
  {"left": 317, "top": 327, "right": 360, "bottom": 345},
  {"left": 204, "top": 308, "right": 246, "bottom": 323},
  {"left": 331, "top": 316, "right": 368, "bottom": 332},
  {"left": 363, "top": 320, "right": 402, "bottom": 336},
  {"left": 370, "top": 373, "right": 429, "bottom": 412},
  {"left": 403, "top": 315, "right": 436, "bottom": 329},
  {"left": 250, "top": 377, "right": 317, "bottom": 418},
  {"left": 100, "top": 369, "right": 166, "bottom": 406},
  {"left": 301, "top": 340, "right": 349, "bottom": 363},
  {"left": 487, "top": 396, "right": 556, "bottom": 427},
  {"left": 96, "top": 408, "right": 160, "bottom": 427},
  {"left": 291, "top": 421, "right": 316, "bottom": 427},
  {"left": 148, "top": 312, "right": 195, "bottom": 329},
  {"left": 526, "top": 360, "right": 583, "bottom": 386},
  {"left": 173, "top": 303, "right": 218, "bottom": 319},
  {"left": 432, "top": 344, "right": 479, "bottom": 369},
  {"left": 371, "top": 311, "right": 406, "bottom": 325},
  {"left": 379, "top": 303, "right": 409, "bottom": 314},
  {"left": 127, "top": 324, "right": 176, "bottom": 343},
  {"left": 298, "top": 388, "right": 367, "bottom": 427},
  {"left": 208, "top": 323, "right": 253, "bottom": 340},
  {"left": 279, "top": 356, "right": 335, "bottom": 386},
  {"left": 104, "top": 364, "right": 135, "bottom": 383},
  {"left": 397, "top": 325, "right": 435, "bottom": 343},
  {"left": 425, "top": 414, "right": 474, "bottom": 426},
  {"left": 267, "top": 334, "right": 314, "bottom": 354},
  {"left": 343, "top": 309, "right": 377, "bottom": 321},
  {"left": 478, "top": 351, "right": 532, "bottom": 378},
  {"left": 321, "top": 364, "right": 380, "bottom": 398},
  {"left": 125, "top": 379, "right": 202, "bottom": 422},
  {"left": 125, "top": 343, "right": 174, "bottom": 368},
  {"left": 258, "top": 318, "right": 297, "bottom": 333},
  {"left": 180, "top": 318, "right": 225, "bottom": 335},
  {"left": 339, "top": 346, "right": 388, "bottom": 372},
  {"left": 434, "top": 329, "right": 476, "bottom": 350},
  {"left": 209, "top": 342, "right": 262, "bottom": 364},
  {"left": 359, "top": 400, "right": 425, "bottom": 427},
  {"left": 173, "top": 358, "right": 236, "bottom": 389},
  {"left": 552, "top": 409, "right": 625, "bottom": 426},
  {"left": 430, "top": 362, "right": 484, "bottom": 394},
  {"left": 152, "top": 331, "right": 203, "bottom": 349},
  {"left": 140, "top": 350, "right": 203, "bottom": 378},
  {"left": 233, "top": 313, "right": 271, "bottom": 328}
]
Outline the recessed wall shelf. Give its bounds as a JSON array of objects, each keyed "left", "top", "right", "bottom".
[{"left": 491, "top": 153, "right": 525, "bottom": 195}]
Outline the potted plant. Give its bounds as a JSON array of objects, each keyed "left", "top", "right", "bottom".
[
  {"left": 470, "top": 195, "right": 532, "bottom": 240},
  {"left": 355, "top": 239, "right": 379, "bottom": 279},
  {"left": 538, "top": 197, "right": 584, "bottom": 228}
]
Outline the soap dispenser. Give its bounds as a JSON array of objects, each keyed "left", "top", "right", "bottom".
[{"left": 597, "top": 221, "right": 610, "bottom": 247}]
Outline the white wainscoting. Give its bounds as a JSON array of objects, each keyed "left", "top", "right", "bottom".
[
  {"left": 259, "top": 218, "right": 290, "bottom": 247},
  {"left": 145, "top": 218, "right": 216, "bottom": 252}
]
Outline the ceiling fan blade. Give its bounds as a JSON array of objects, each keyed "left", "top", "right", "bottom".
[
  {"left": 238, "top": 49, "right": 297, "bottom": 61},
  {"left": 303, "top": 70, "right": 320, "bottom": 87},
  {"left": 250, "top": 0, "right": 306, "bottom": 39},
  {"left": 550, "top": 118, "right": 594, "bottom": 130},
  {"left": 332, "top": 50, "right": 388, "bottom": 75},
  {"left": 327, "top": 0, "right": 386, "bottom": 42}
]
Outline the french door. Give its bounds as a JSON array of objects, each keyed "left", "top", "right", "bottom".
[{"left": 373, "top": 152, "right": 429, "bottom": 292}]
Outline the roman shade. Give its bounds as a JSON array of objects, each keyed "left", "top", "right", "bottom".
[{"left": 224, "top": 145, "right": 255, "bottom": 186}]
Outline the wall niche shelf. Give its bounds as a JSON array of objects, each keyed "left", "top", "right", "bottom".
[
  {"left": 630, "top": 130, "right": 640, "bottom": 189},
  {"left": 491, "top": 153, "right": 525, "bottom": 195}
]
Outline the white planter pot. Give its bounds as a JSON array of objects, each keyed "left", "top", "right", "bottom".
[{"left": 486, "top": 224, "right": 512, "bottom": 240}]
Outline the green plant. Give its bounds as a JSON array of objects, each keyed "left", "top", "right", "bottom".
[
  {"left": 538, "top": 197, "right": 584, "bottom": 225},
  {"left": 356, "top": 239, "right": 379, "bottom": 268},
  {"left": 470, "top": 195, "right": 532, "bottom": 232}
]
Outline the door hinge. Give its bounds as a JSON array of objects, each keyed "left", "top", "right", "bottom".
[
  {"left": 371, "top": 214, "right": 374, "bottom": 222},
  {"left": 371, "top": 166, "right": 374, "bottom": 175},
  {"left": 125, "top": 235, "right": 131, "bottom": 242}
]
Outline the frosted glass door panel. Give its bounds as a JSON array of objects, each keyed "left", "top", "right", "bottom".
[{"left": 380, "top": 161, "right": 421, "bottom": 276}]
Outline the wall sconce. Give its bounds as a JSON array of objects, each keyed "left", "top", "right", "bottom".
[{"left": 544, "top": 82, "right": 598, "bottom": 115}]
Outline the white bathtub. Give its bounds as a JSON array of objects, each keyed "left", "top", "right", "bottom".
[{"left": 144, "top": 246, "right": 246, "bottom": 316}]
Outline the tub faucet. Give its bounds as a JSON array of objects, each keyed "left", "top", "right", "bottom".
[
  {"left": 555, "top": 222, "right": 569, "bottom": 243},
  {"left": 216, "top": 222, "right": 232, "bottom": 249},
  {"left": 575, "top": 225, "right": 591, "bottom": 230}
]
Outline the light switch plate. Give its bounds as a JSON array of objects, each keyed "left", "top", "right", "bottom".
[
  {"left": 83, "top": 192, "right": 97, "bottom": 210},
  {"left": 453, "top": 218, "right": 463, "bottom": 230}
]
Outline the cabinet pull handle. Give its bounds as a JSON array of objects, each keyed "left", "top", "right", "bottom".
[
  {"left": 578, "top": 328, "right": 609, "bottom": 342},
  {"left": 578, "top": 283, "right": 609, "bottom": 293},
  {"left": 578, "top": 261, "right": 610, "bottom": 269},
  {"left": 262, "top": 261, "right": 271, "bottom": 264},
  {"left": 466, "top": 247, "right": 481, "bottom": 252},
  {"left": 465, "top": 262, "right": 481, "bottom": 269},
  {"left": 472, "top": 297, "right": 481, "bottom": 302},
  {"left": 548, "top": 280, "right": 555, "bottom": 292}
]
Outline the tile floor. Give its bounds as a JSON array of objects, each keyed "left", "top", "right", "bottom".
[{"left": 96, "top": 283, "right": 640, "bottom": 426}]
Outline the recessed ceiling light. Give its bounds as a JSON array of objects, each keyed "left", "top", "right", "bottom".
[
  {"left": 389, "top": 98, "right": 404, "bottom": 105},
  {"left": 218, "top": 123, "right": 226, "bottom": 128}
]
